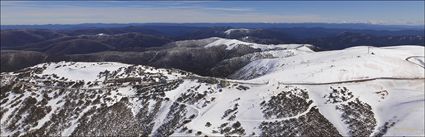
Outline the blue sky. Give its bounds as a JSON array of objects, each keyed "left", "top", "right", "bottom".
[{"left": 1, "top": 1, "right": 424, "bottom": 25}]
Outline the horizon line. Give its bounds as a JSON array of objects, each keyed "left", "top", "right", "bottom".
[{"left": 2, "top": 22, "right": 424, "bottom": 27}]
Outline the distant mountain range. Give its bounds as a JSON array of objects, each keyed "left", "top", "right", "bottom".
[
  {"left": 1, "top": 24, "right": 424, "bottom": 74},
  {"left": 2, "top": 23, "right": 424, "bottom": 30},
  {"left": 1, "top": 23, "right": 424, "bottom": 136}
]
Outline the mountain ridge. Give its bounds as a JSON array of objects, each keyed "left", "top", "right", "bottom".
[{"left": 1, "top": 45, "right": 423, "bottom": 136}]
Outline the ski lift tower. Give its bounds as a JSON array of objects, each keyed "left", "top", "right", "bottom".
[{"left": 367, "top": 46, "right": 370, "bottom": 54}]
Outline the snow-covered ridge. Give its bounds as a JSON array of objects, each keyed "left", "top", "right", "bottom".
[
  {"left": 204, "top": 37, "right": 314, "bottom": 51},
  {"left": 168, "top": 37, "right": 315, "bottom": 52},
  {"left": 232, "top": 45, "right": 425, "bottom": 82},
  {"left": 1, "top": 45, "right": 424, "bottom": 136},
  {"left": 33, "top": 62, "right": 130, "bottom": 81},
  {"left": 224, "top": 28, "right": 251, "bottom": 35}
]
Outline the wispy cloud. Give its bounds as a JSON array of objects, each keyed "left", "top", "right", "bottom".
[
  {"left": 1, "top": 5, "right": 323, "bottom": 25},
  {"left": 1, "top": 1, "right": 423, "bottom": 25},
  {"left": 0, "top": 1, "right": 312, "bottom": 25}
]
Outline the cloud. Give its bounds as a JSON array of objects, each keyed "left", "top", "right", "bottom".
[
  {"left": 0, "top": 2, "right": 324, "bottom": 25},
  {"left": 1, "top": 1, "right": 423, "bottom": 25}
]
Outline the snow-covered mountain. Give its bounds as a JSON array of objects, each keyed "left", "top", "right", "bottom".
[
  {"left": 204, "top": 37, "right": 314, "bottom": 51},
  {"left": 170, "top": 37, "right": 315, "bottom": 51},
  {"left": 1, "top": 45, "right": 424, "bottom": 136},
  {"left": 231, "top": 46, "right": 424, "bottom": 81},
  {"left": 224, "top": 28, "right": 252, "bottom": 35}
]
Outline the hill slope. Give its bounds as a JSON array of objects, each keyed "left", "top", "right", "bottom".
[
  {"left": 232, "top": 46, "right": 424, "bottom": 81},
  {"left": 1, "top": 45, "right": 424, "bottom": 136}
]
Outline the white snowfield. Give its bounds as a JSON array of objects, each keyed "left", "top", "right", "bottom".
[
  {"left": 168, "top": 37, "right": 315, "bottom": 52},
  {"left": 36, "top": 62, "right": 130, "bottom": 81},
  {"left": 304, "top": 79, "right": 424, "bottom": 136},
  {"left": 233, "top": 46, "right": 425, "bottom": 82},
  {"left": 223, "top": 28, "right": 251, "bottom": 35},
  {"left": 1, "top": 44, "right": 424, "bottom": 136},
  {"left": 204, "top": 37, "right": 315, "bottom": 51},
  {"left": 227, "top": 45, "right": 424, "bottom": 136}
]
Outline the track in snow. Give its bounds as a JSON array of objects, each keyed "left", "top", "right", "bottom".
[
  {"left": 406, "top": 56, "right": 425, "bottom": 68},
  {"left": 226, "top": 77, "right": 423, "bottom": 86},
  {"left": 277, "top": 77, "right": 424, "bottom": 85}
]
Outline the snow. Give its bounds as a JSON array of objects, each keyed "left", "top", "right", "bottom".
[
  {"left": 28, "top": 91, "right": 66, "bottom": 132},
  {"left": 35, "top": 61, "right": 129, "bottom": 81},
  {"left": 227, "top": 45, "right": 425, "bottom": 136},
  {"left": 117, "top": 86, "right": 136, "bottom": 97},
  {"left": 224, "top": 28, "right": 251, "bottom": 35},
  {"left": 1, "top": 44, "right": 424, "bottom": 136},
  {"left": 234, "top": 46, "right": 425, "bottom": 82},
  {"left": 150, "top": 101, "right": 173, "bottom": 136},
  {"left": 0, "top": 93, "right": 31, "bottom": 136},
  {"left": 406, "top": 56, "right": 425, "bottom": 68},
  {"left": 368, "top": 79, "right": 425, "bottom": 136},
  {"left": 384, "top": 101, "right": 424, "bottom": 136},
  {"left": 204, "top": 37, "right": 314, "bottom": 51},
  {"left": 178, "top": 83, "right": 261, "bottom": 136},
  {"left": 287, "top": 78, "right": 424, "bottom": 136},
  {"left": 250, "top": 48, "right": 314, "bottom": 59},
  {"left": 62, "top": 105, "right": 96, "bottom": 136},
  {"left": 164, "top": 80, "right": 193, "bottom": 100}
]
